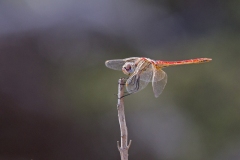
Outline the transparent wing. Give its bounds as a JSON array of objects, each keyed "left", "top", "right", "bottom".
[
  {"left": 152, "top": 69, "right": 167, "bottom": 97},
  {"left": 139, "top": 64, "right": 154, "bottom": 82},
  {"left": 125, "top": 60, "right": 152, "bottom": 94},
  {"left": 105, "top": 59, "right": 126, "bottom": 70},
  {"left": 105, "top": 57, "right": 139, "bottom": 71},
  {"left": 126, "top": 75, "right": 150, "bottom": 94}
]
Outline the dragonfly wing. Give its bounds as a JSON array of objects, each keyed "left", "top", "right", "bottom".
[
  {"left": 126, "top": 74, "right": 150, "bottom": 94},
  {"left": 125, "top": 60, "right": 152, "bottom": 94},
  {"left": 105, "top": 59, "right": 126, "bottom": 70},
  {"left": 152, "top": 69, "right": 167, "bottom": 97},
  {"left": 105, "top": 57, "right": 139, "bottom": 71},
  {"left": 139, "top": 63, "right": 153, "bottom": 82}
]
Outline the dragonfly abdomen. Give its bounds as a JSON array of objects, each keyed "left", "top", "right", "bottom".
[{"left": 157, "top": 58, "right": 212, "bottom": 67}]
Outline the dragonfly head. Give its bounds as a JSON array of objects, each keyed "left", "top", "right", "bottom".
[{"left": 122, "top": 62, "right": 135, "bottom": 75}]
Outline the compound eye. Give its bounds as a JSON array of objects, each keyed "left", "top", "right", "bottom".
[
  {"left": 122, "top": 62, "right": 135, "bottom": 75},
  {"left": 124, "top": 64, "right": 131, "bottom": 71}
]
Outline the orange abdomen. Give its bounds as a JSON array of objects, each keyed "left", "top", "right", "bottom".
[{"left": 156, "top": 58, "right": 212, "bottom": 67}]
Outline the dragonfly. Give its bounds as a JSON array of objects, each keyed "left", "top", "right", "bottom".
[{"left": 105, "top": 57, "right": 212, "bottom": 97}]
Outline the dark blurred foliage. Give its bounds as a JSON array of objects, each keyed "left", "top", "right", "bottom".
[{"left": 0, "top": 0, "right": 239, "bottom": 160}]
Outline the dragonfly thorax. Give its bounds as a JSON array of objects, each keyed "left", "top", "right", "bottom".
[{"left": 122, "top": 62, "right": 135, "bottom": 75}]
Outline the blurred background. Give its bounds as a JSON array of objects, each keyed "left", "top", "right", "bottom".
[{"left": 0, "top": 0, "right": 239, "bottom": 160}]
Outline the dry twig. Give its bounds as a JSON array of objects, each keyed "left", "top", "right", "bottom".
[{"left": 117, "top": 78, "right": 132, "bottom": 160}]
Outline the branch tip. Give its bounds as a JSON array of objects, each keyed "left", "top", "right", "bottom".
[
  {"left": 127, "top": 140, "right": 132, "bottom": 149},
  {"left": 117, "top": 141, "right": 120, "bottom": 151}
]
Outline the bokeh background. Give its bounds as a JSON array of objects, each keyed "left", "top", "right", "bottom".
[{"left": 0, "top": 0, "right": 239, "bottom": 160}]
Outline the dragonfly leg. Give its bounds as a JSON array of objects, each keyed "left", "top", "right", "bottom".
[
  {"left": 117, "top": 77, "right": 128, "bottom": 85},
  {"left": 118, "top": 92, "right": 133, "bottom": 99},
  {"left": 116, "top": 76, "right": 140, "bottom": 99},
  {"left": 126, "top": 75, "right": 140, "bottom": 94}
]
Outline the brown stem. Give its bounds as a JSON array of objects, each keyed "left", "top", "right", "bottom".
[{"left": 117, "top": 78, "right": 132, "bottom": 160}]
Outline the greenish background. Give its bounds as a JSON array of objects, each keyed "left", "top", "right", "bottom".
[{"left": 0, "top": 1, "right": 239, "bottom": 160}]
